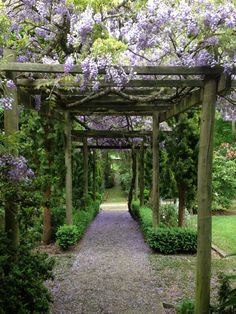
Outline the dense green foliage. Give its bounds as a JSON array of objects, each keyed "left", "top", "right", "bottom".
[
  {"left": 0, "top": 233, "right": 54, "bottom": 314},
  {"left": 177, "top": 299, "right": 195, "bottom": 314},
  {"left": 146, "top": 227, "right": 197, "bottom": 254},
  {"left": 56, "top": 224, "right": 80, "bottom": 249},
  {"left": 214, "top": 273, "right": 236, "bottom": 313},
  {"left": 132, "top": 203, "right": 197, "bottom": 254},
  {"left": 56, "top": 201, "right": 100, "bottom": 249}
]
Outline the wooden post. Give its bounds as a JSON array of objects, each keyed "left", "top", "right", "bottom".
[
  {"left": 64, "top": 112, "right": 73, "bottom": 224},
  {"left": 152, "top": 112, "right": 160, "bottom": 231},
  {"left": 139, "top": 141, "right": 145, "bottom": 207},
  {"left": 83, "top": 137, "right": 88, "bottom": 201},
  {"left": 135, "top": 149, "right": 139, "bottom": 200},
  {"left": 232, "top": 121, "right": 236, "bottom": 134},
  {"left": 3, "top": 49, "right": 19, "bottom": 248},
  {"left": 195, "top": 77, "right": 217, "bottom": 314},
  {"left": 92, "top": 149, "right": 96, "bottom": 201}
]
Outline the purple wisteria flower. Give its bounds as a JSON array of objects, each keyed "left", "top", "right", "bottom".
[
  {"left": 0, "top": 154, "right": 34, "bottom": 182},
  {"left": 64, "top": 55, "right": 74, "bottom": 73},
  {"left": 6, "top": 80, "right": 16, "bottom": 89},
  {"left": 0, "top": 97, "right": 13, "bottom": 110}
]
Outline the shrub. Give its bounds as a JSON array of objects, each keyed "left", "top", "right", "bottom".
[
  {"left": 214, "top": 273, "right": 236, "bottom": 313},
  {"left": 130, "top": 205, "right": 197, "bottom": 254},
  {"left": 0, "top": 233, "right": 54, "bottom": 314},
  {"left": 146, "top": 227, "right": 197, "bottom": 254},
  {"left": 131, "top": 200, "right": 140, "bottom": 219},
  {"left": 51, "top": 207, "right": 66, "bottom": 241},
  {"left": 160, "top": 204, "right": 178, "bottom": 227},
  {"left": 56, "top": 224, "right": 80, "bottom": 249},
  {"left": 177, "top": 299, "right": 195, "bottom": 314}
]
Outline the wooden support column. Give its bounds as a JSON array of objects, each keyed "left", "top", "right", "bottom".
[
  {"left": 152, "top": 112, "right": 160, "bottom": 231},
  {"left": 92, "top": 150, "right": 96, "bottom": 201},
  {"left": 83, "top": 137, "right": 89, "bottom": 201},
  {"left": 3, "top": 49, "right": 19, "bottom": 248},
  {"left": 135, "top": 149, "right": 139, "bottom": 200},
  {"left": 139, "top": 141, "right": 145, "bottom": 207},
  {"left": 195, "top": 77, "right": 217, "bottom": 314},
  {"left": 64, "top": 112, "right": 73, "bottom": 224}
]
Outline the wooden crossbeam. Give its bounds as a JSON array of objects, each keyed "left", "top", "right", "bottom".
[
  {"left": 66, "top": 104, "right": 171, "bottom": 114},
  {"left": 72, "top": 130, "right": 152, "bottom": 139},
  {"left": 0, "top": 62, "right": 228, "bottom": 75},
  {"left": 160, "top": 89, "right": 203, "bottom": 122},
  {"left": 74, "top": 145, "right": 148, "bottom": 149},
  {"left": 17, "top": 78, "right": 204, "bottom": 88}
]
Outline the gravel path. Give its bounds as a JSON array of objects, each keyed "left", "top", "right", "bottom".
[{"left": 49, "top": 203, "right": 163, "bottom": 313}]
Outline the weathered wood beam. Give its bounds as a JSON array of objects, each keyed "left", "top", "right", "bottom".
[
  {"left": 92, "top": 150, "right": 96, "bottom": 201},
  {"left": 3, "top": 49, "right": 19, "bottom": 249},
  {"left": 0, "top": 62, "right": 226, "bottom": 75},
  {"left": 17, "top": 78, "right": 204, "bottom": 88},
  {"left": 135, "top": 149, "right": 139, "bottom": 200},
  {"left": 139, "top": 141, "right": 145, "bottom": 207},
  {"left": 71, "top": 130, "right": 152, "bottom": 139},
  {"left": 160, "top": 90, "right": 203, "bottom": 122},
  {"left": 67, "top": 105, "right": 171, "bottom": 114},
  {"left": 75, "top": 145, "right": 148, "bottom": 149},
  {"left": 152, "top": 112, "right": 160, "bottom": 231},
  {"left": 195, "top": 77, "right": 217, "bottom": 314},
  {"left": 83, "top": 138, "right": 89, "bottom": 200},
  {"left": 64, "top": 112, "right": 73, "bottom": 225}
]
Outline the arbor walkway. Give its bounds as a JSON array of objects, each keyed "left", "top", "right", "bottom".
[{"left": 50, "top": 190, "right": 163, "bottom": 313}]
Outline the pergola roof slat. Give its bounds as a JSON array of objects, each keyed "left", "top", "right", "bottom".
[{"left": 0, "top": 62, "right": 229, "bottom": 75}]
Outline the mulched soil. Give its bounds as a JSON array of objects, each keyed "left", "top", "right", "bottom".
[{"left": 47, "top": 204, "right": 163, "bottom": 313}]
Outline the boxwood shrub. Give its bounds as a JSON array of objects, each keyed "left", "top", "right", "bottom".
[
  {"left": 146, "top": 227, "right": 197, "bottom": 254},
  {"left": 56, "top": 200, "right": 100, "bottom": 250},
  {"left": 131, "top": 202, "right": 197, "bottom": 254}
]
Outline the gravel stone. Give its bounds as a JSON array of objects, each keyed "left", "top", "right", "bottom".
[{"left": 49, "top": 203, "right": 163, "bottom": 313}]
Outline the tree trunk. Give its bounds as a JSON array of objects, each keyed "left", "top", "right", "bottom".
[
  {"left": 42, "top": 187, "right": 52, "bottom": 245},
  {"left": 135, "top": 149, "right": 139, "bottom": 200},
  {"left": 139, "top": 142, "right": 145, "bottom": 207},
  {"left": 64, "top": 112, "right": 73, "bottom": 225},
  {"left": 128, "top": 148, "right": 136, "bottom": 214},
  {"left": 92, "top": 150, "right": 96, "bottom": 201},
  {"left": 152, "top": 112, "right": 160, "bottom": 231},
  {"left": 83, "top": 138, "right": 88, "bottom": 204},
  {"left": 178, "top": 185, "right": 185, "bottom": 227},
  {"left": 195, "top": 77, "right": 217, "bottom": 314},
  {"left": 3, "top": 49, "right": 19, "bottom": 249}
]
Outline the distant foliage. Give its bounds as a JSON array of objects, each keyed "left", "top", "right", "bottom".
[
  {"left": 212, "top": 143, "right": 236, "bottom": 209},
  {"left": 0, "top": 233, "right": 54, "bottom": 313}
]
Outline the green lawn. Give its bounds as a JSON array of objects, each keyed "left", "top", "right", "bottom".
[
  {"left": 212, "top": 216, "right": 236, "bottom": 254},
  {"left": 189, "top": 215, "right": 236, "bottom": 254}
]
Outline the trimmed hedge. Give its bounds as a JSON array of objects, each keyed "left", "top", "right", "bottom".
[
  {"left": 131, "top": 202, "right": 197, "bottom": 254},
  {"left": 56, "top": 200, "right": 100, "bottom": 250},
  {"left": 146, "top": 227, "right": 197, "bottom": 254}
]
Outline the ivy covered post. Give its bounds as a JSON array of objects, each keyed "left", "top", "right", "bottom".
[
  {"left": 83, "top": 137, "right": 89, "bottom": 205},
  {"left": 152, "top": 112, "right": 160, "bottom": 231},
  {"left": 139, "top": 141, "right": 145, "bottom": 207},
  {"left": 134, "top": 148, "right": 139, "bottom": 200},
  {"left": 92, "top": 149, "right": 96, "bottom": 201},
  {"left": 64, "top": 112, "right": 73, "bottom": 224},
  {"left": 195, "top": 77, "right": 217, "bottom": 314},
  {"left": 3, "top": 49, "right": 19, "bottom": 248}
]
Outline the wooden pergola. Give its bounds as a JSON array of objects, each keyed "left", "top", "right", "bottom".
[{"left": 2, "top": 49, "right": 235, "bottom": 314}]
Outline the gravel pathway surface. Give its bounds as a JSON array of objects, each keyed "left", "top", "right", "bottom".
[{"left": 49, "top": 203, "right": 163, "bottom": 313}]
